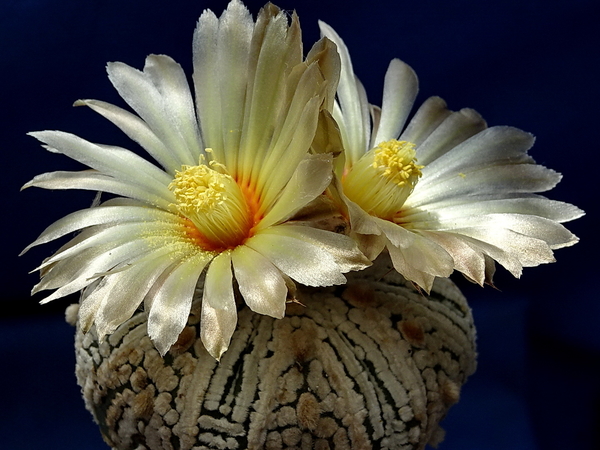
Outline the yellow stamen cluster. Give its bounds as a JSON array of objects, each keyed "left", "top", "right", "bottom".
[
  {"left": 343, "top": 140, "right": 423, "bottom": 220},
  {"left": 168, "top": 163, "right": 253, "bottom": 250},
  {"left": 372, "top": 140, "right": 423, "bottom": 186}
]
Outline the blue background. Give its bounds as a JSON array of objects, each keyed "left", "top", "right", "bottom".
[{"left": 1, "top": 0, "right": 598, "bottom": 449}]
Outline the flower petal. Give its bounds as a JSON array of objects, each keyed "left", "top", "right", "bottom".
[
  {"left": 419, "top": 127, "right": 535, "bottom": 182},
  {"left": 413, "top": 107, "right": 487, "bottom": 166},
  {"left": 402, "top": 196, "right": 584, "bottom": 224},
  {"left": 22, "top": 170, "right": 174, "bottom": 210},
  {"left": 74, "top": 99, "right": 181, "bottom": 173},
  {"left": 21, "top": 204, "right": 178, "bottom": 255},
  {"left": 35, "top": 237, "right": 152, "bottom": 304},
  {"left": 201, "top": 252, "right": 237, "bottom": 360},
  {"left": 28, "top": 131, "right": 173, "bottom": 195},
  {"left": 246, "top": 228, "right": 349, "bottom": 287},
  {"left": 376, "top": 218, "right": 454, "bottom": 290},
  {"left": 107, "top": 59, "right": 199, "bottom": 166},
  {"left": 400, "top": 96, "right": 452, "bottom": 146},
  {"left": 147, "top": 254, "right": 211, "bottom": 355},
  {"left": 93, "top": 251, "right": 183, "bottom": 340},
  {"left": 407, "top": 164, "right": 561, "bottom": 208},
  {"left": 268, "top": 225, "right": 371, "bottom": 272},
  {"left": 352, "top": 232, "right": 387, "bottom": 261},
  {"left": 418, "top": 231, "right": 488, "bottom": 285},
  {"left": 416, "top": 213, "right": 579, "bottom": 250},
  {"left": 385, "top": 244, "right": 437, "bottom": 291},
  {"left": 343, "top": 190, "right": 384, "bottom": 236},
  {"left": 257, "top": 95, "right": 323, "bottom": 210},
  {"left": 143, "top": 55, "right": 204, "bottom": 160},
  {"left": 372, "top": 58, "right": 418, "bottom": 145},
  {"left": 259, "top": 154, "right": 333, "bottom": 229},
  {"left": 232, "top": 245, "right": 286, "bottom": 319},
  {"left": 35, "top": 221, "right": 176, "bottom": 270},
  {"left": 452, "top": 226, "right": 555, "bottom": 268},
  {"left": 237, "top": 7, "right": 303, "bottom": 185},
  {"left": 193, "top": 0, "right": 253, "bottom": 169},
  {"left": 318, "top": 20, "right": 370, "bottom": 164}
]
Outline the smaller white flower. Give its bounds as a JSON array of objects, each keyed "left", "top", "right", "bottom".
[{"left": 320, "top": 21, "right": 583, "bottom": 291}]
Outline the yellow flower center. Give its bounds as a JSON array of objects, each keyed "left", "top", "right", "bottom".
[
  {"left": 169, "top": 163, "right": 253, "bottom": 251},
  {"left": 343, "top": 140, "right": 423, "bottom": 220}
]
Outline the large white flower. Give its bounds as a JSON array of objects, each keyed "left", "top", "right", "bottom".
[
  {"left": 319, "top": 21, "right": 583, "bottom": 292},
  {"left": 21, "top": 1, "right": 370, "bottom": 360}
]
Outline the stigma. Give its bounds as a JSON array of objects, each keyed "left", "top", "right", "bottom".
[{"left": 343, "top": 140, "right": 423, "bottom": 220}]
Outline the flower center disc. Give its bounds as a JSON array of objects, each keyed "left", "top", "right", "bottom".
[
  {"left": 169, "top": 164, "right": 253, "bottom": 251},
  {"left": 343, "top": 140, "right": 423, "bottom": 220}
]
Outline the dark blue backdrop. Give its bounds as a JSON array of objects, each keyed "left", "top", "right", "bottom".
[{"left": 2, "top": 1, "right": 598, "bottom": 449}]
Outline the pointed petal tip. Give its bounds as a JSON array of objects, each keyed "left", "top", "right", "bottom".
[
  {"left": 203, "top": 338, "right": 227, "bottom": 362},
  {"left": 212, "top": 348, "right": 225, "bottom": 362},
  {"left": 20, "top": 180, "right": 33, "bottom": 191},
  {"left": 565, "top": 206, "right": 585, "bottom": 222},
  {"left": 151, "top": 334, "right": 173, "bottom": 357},
  {"left": 80, "top": 317, "right": 93, "bottom": 335},
  {"left": 38, "top": 296, "right": 54, "bottom": 305},
  {"left": 73, "top": 99, "right": 93, "bottom": 107},
  {"left": 27, "top": 131, "right": 42, "bottom": 140}
]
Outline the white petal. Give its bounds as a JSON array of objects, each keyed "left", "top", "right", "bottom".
[
  {"left": 32, "top": 245, "right": 114, "bottom": 293},
  {"left": 453, "top": 226, "right": 555, "bottom": 268},
  {"left": 349, "top": 232, "right": 385, "bottom": 261},
  {"left": 413, "top": 107, "right": 487, "bottom": 166},
  {"left": 372, "top": 58, "right": 418, "bottom": 145},
  {"left": 259, "top": 154, "right": 333, "bottom": 229},
  {"left": 78, "top": 279, "right": 103, "bottom": 333},
  {"left": 193, "top": 0, "right": 253, "bottom": 168},
  {"left": 107, "top": 60, "right": 197, "bottom": 166},
  {"left": 400, "top": 96, "right": 452, "bottom": 146},
  {"left": 376, "top": 219, "right": 454, "bottom": 288},
  {"left": 36, "top": 238, "right": 151, "bottom": 304},
  {"left": 419, "top": 231, "right": 487, "bottom": 285},
  {"left": 454, "top": 233, "right": 523, "bottom": 279},
  {"left": 28, "top": 131, "right": 173, "bottom": 195},
  {"left": 143, "top": 55, "right": 204, "bottom": 160},
  {"left": 419, "top": 126, "right": 535, "bottom": 180},
  {"left": 246, "top": 228, "right": 348, "bottom": 287},
  {"left": 402, "top": 196, "right": 584, "bottom": 224},
  {"left": 94, "top": 251, "right": 180, "bottom": 339},
  {"left": 257, "top": 95, "right": 323, "bottom": 209},
  {"left": 201, "top": 252, "right": 237, "bottom": 360},
  {"left": 237, "top": 9, "right": 303, "bottom": 185},
  {"left": 22, "top": 171, "right": 174, "bottom": 210},
  {"left": 74, "top": 99, "right": 181, "bottom": 173},
  {"left": 273, "top": 225, "right": 370, "bottom": 272},
  {"left": 385, "top": 247, "right": 436, "bottom": 292},
  {"left": 147, "top": 254, "right": 210, "bottom": 355},
  {"left": 257, "top": 61, "right": 329, "bottom": 181},
  {"left": 232, "top": 245, "right": 286, "bottom": 318},
  {"left": 319, "top": 20, "right": 370, "bottom": 163},
  {"left": 78, "top": 273, "right": 127, "bottom": 339},
  {"left": 22, "top": 204, "right": 178, "bottom": 254},
  {"left": 343, "top": 189, "right": 383, "bottom": 236},
  {"left": 407, "top": 164, "right": 562, "bottom": 208},
  {"left": 416, "top": 213, "right": 579, "bottom": 249},
  {"left": 384, "top": 234, "right": 452, "bottom": 293},
  {"left": 36, "top": 221, "right": 175, "bottom": 270}
]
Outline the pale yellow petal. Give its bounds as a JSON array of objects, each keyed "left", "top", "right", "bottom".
[
  {"left": 232, "top": 245, "right": 287, "bottom": 319},
  {"left": 201, "top": 252, "right": 237, "bottom": 360},
  {"left": 258, "top": 154, "right": 333, "bottom": 229}
]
